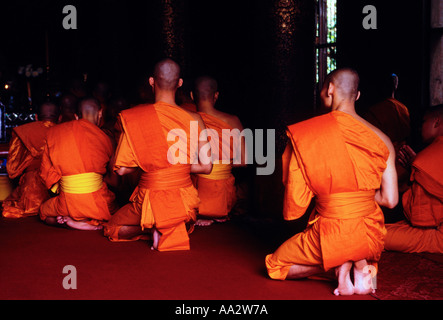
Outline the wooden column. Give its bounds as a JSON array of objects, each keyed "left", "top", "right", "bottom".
[
  {"left": 159, "top": 0, "right": 188, "bottom": 76},
  {"left": 270, "top": 0, "right": 315, "bottom": 123}
]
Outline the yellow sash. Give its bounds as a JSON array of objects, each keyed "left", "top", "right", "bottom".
[
  {"left": 309, "top": 190, "right": 376, "bottom": 225},
  {"left": 197, "top": 164, "right": 232, "bottom": 181},
  {"left": 58, "top": 172, "right": 103, "bottom": 194}
]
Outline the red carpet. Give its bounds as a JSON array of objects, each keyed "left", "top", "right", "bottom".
[
  {"left": 372, "top": 251, "right": 443, "bottom": 300},
  {"left": 0, "top": 215, "right": 376, "bottom": 301}
]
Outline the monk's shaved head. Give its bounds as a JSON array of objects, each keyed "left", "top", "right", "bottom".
[
  {"left": 152, "top": 58, "right": 181, "bottom": 90},
  {"left": 193, "top": 76, "right": 218, "bottom": 103},
  {"left": 326, "top": 68, "right": 360, "bottom": 101},
  {"left": 77, "top": 97, "right": 102, "bottom": 126},
  {"left": 38, "top": 101, "right": 59, "bottom": 122},
  {"left": 79, "top": 97, "right": 101, "bottom": 116}
]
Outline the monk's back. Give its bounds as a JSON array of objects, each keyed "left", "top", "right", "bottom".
[
  {"left": 290, "top": 111, "right": 390, "bottom": 195},
  {"left": 46, "top": 119, "right": 113, "bottom": 175}
]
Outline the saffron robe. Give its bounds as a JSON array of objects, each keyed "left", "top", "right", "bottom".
[
  {"left": 385, "top": 136, "right": 443, "bottom": 253},
  {"left": 194, "top": 113, "right": 237, "bottom": 218},
  {"left": 39, "top": 119, "right": 117, "bottom": 224},
  {"left": 104, "top": 102, "right": 200, "bottom": 251},
  {"left": 2, "top": 121, "right": 55, "bottom": 218},
  {"left": 266, "top": 111, "right": 390, "bottom": 278}
]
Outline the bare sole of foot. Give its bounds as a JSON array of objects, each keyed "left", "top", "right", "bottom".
[
  {"left": 57, "top": 216, "right": 103, "bottom": 231},
  {"left": 333, "top": 261, "right": 354, "bottom": 296},
  {"left": 195, "top": 219, "right": 214, "bottom": 227},
  {"left": 151, "top": 228, "right": 161, "bottom": 250},
  {"left": 354, "top": 260, "right": 376, "bottom": 295}
]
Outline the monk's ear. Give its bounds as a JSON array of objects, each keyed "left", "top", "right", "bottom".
[
  {"left": 327, "top": 82, "right": 334, "bottom": 97},
  {"left": 148, "top": 77, "right": 155, "bottom": 88},
  {"left": 190, "top": 91, "right": 194, "bottom": 101},
  {"left": 355, "top": 91, "right": 361, "bottom": 101},
  {"left": 214, "top": 91, "right": 219, "bottom": 102},
  {"left": 74, "top": 114, "right": 79, "bottom": 121},
  {"left": 178, "top": 78, "right": 183, "bottom": 88}
]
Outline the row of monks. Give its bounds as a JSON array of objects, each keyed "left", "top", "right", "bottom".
[{"left": 1, "top": 59, "right": 442, "bottom": 296}]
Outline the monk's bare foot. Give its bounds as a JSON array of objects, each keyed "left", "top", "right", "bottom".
[
  {"left": 214, "top": 217, "right": 228, "bottom": 223},
  {"left": 63, "top": 216, "right": 103, "bottom": 231},
  {"left": 195, "top": 219, "right": 214, "bottom": 227},
  {"left": 353, "top": 259, "right": 376, "bottom": 295},
  {"left": 151, "top": 228, "right": 161, "bottom": 250},
  {"left": 56, "top": 216, "right": 68, "bottom": 225},
  {"left": 333, "top": 261, "right": 354, "bottom": 296}
]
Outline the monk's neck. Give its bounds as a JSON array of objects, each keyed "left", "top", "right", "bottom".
[
  {"left": 154, "top": 91, "right": 178, "bottom": 107},
  {"left": 197, "top": 101, "right": 216, "bottom": 114},
  {"left": 333, "top": 102, "right": 358, "bottom": 116}
]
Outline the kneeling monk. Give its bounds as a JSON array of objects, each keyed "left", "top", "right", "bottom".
[
  {"left": 265, "top": 69, "right": 398, "bottom": 296},
  {"left": 104, "top": 59, "right": 212, "bottom": 251},
  {"left": 39, "top": 98, "right": 118, "bottom": 230},
  {"left": 192, "top": 76, "right": 246, "bottom": 226}
]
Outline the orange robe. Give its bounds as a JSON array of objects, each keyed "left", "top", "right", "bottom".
[
  {"left": 104, "top": 102, "right": 200, "bottom": 251},
  {"left": 365, "top": 98, "right": 410, "bottom": 192},
  {"left": 194, "top": 113, "right": 237, "bottom": 218},
  {"left": 266, "top": 111, "right": 390, "bottom": 279},
  {"left": 2, "top": 121, "right": 55, "bottom": 218},
  {"left": 39, "top": 119, "right": 117, "bottom": 225},
  {"left": 385, "top": 136, "right": 443, "bottom": 253}
]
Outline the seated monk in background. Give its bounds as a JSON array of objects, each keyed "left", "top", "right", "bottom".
[
  {"left": 265, "top": 68, "right": 398, "bottom": 296},
  {"left": 2, "top": 102, "right": 59, "bottom": 218},
  {"left": 364, "top": 73, "right": 410, "bottom": 193},
  {"left": 192, "top": 76, "right": 246, "bottom": 226},
  {"left": 384, "top": 104, "right": 443, "bottom": 253},
  {"left": 104, "top": 58, "right": 212, "bottom": 251},
  {"left": 39, "top": 97, "right": 118, "bottom": 230},
  {"left": 176, "top": 84, "right": 197, "bottom": 112}
]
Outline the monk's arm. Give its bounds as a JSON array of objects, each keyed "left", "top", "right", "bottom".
[
  {"left": 113, "top": 131, "right": 139, "bottom": 176},
  {"left": 39, "top": 141, "right": 61, "bottom": 190},
  {"left": 6, "top": 132, "right": 33, "bottom": 179},
  {"left": 191, "top": 113, "right": 212, "bottom": 174},
  {"left": 375, "top": 142, "right": 399, "bottom": 209}
]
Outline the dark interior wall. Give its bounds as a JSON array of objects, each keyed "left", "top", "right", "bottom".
[
  {"left": 0, "top": 0, "right": 431, "bottom": 137},
  {"left": 337, "top": 0, "right": 430, "bottom": 141}
]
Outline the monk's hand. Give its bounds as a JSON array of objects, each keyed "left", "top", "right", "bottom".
[{"left": 398, "top": 145, "right": 416, "bottom": 169}]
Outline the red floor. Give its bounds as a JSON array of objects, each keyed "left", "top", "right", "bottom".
[{"left": 0, "top": 215, "right": 375, "bottom": 301}]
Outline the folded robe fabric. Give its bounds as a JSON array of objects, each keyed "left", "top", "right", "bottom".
[
  {"left": 2, "top": 121, "right": 55, "bottom": 218},
  {"left": 104, "top": 102, "right": 201, "bottom": 251},
  {"left": 39, "top": 119, "right": 116, "bottom": 224},
  {"left": 266, "top": 111, "right": 390, "bottom": 278}
]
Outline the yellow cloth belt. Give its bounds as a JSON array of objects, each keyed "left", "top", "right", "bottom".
[
  {"left": 309, "top": 190, "right": 376, "bottom": 225},
  {"left": 137, "top": 165, "right": 193, "bottom": 230},
  {"left": 197, "top": 163, "right": 233, "bottom": 180},
  {"left": 59, "top": 172, "right": 103, "bottom": 194},
  {"left": 138, "top": 165, "right": 192, "bottom": 190}
]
